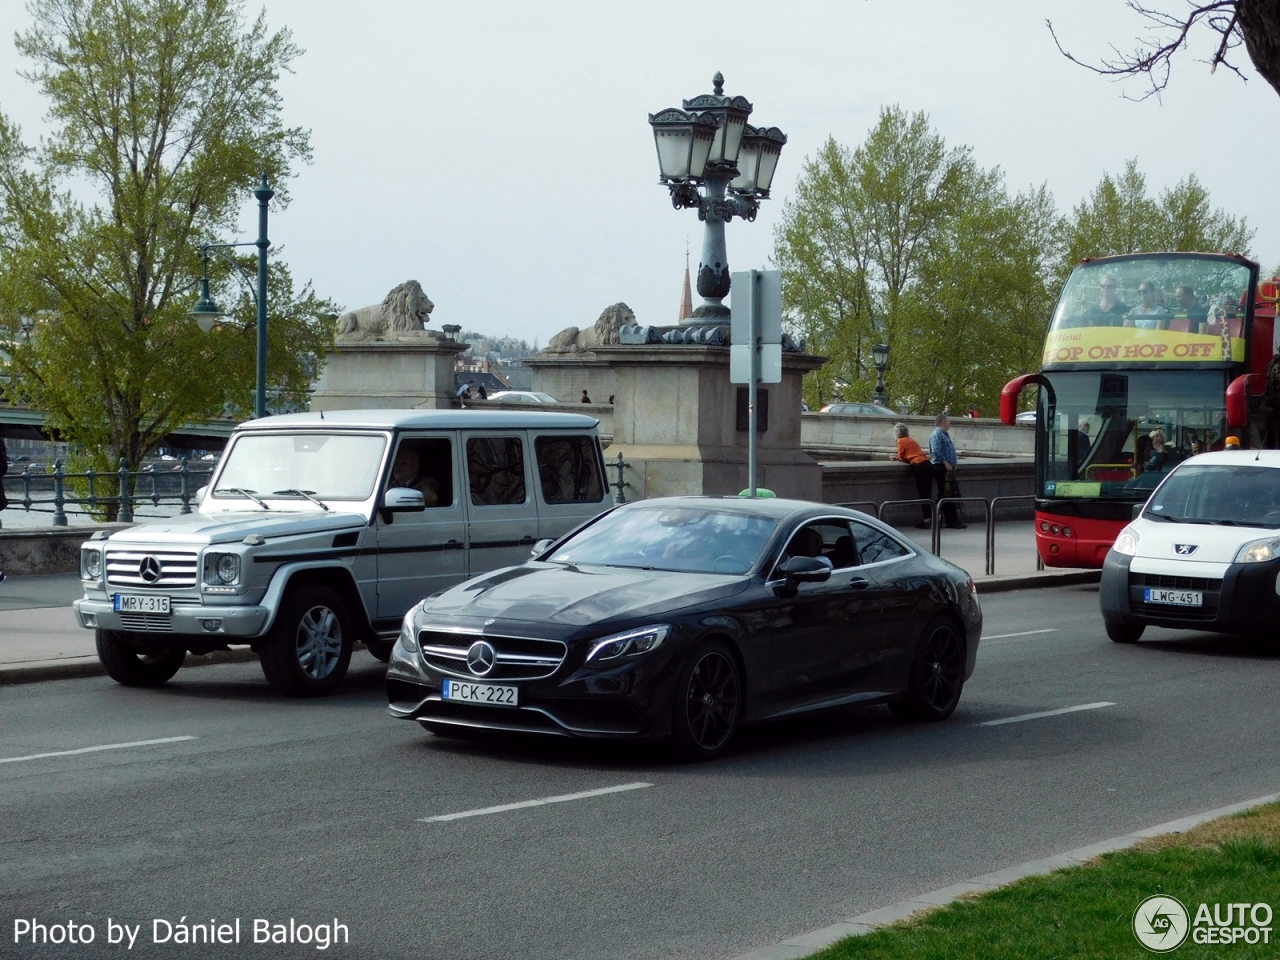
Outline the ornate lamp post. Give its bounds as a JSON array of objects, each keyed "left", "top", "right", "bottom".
[
  {"left": 649, "top": 73, "right": 786, "bottom": 323},
  {"left": 872, "top": 342, "right": 890, "bottom": 404},
  {"left": 188, "top": 173, "right": 275, "bottom": 419}
]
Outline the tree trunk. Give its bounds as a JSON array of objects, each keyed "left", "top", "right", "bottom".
[{"left": 1237, "top": 0, "right": 1280, "bottom": 98}]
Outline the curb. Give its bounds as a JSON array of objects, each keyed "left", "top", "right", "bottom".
[
  {"left": 730, "top": 790, "right": 1280, "bottom": 960},
  {"left": 974, "top": 569, "right": 1101, "bottom": 593},
  {"left": 0, "top": 648, "right": 260, "bottom": 685}
]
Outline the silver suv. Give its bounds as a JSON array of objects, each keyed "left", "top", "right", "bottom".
[{"left": 73, "top": 409, "right": 610, "bottom": 696}]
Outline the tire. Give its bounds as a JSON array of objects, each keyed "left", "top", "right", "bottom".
[
  {"left": 365, "top": 639, "right": 393, "bottom": 663},
  {"left": 259, "top": 585, "right": 353, "bottom": 697},
  {"left": 889, "top": 616, "right": 965, "bottom": 723},
  {"left": 1106, "top": 620, "right": 1144, "bottom": 644},
  {"left": 95, "top": 629, "right": 185, "bottom": 687},
  {"left": 671, "top": 640, "right": 742, "bottom": 761}
]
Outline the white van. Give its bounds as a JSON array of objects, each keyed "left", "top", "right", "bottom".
[{"left": 73, "top": 409, "right": 610, "bottom": 696}]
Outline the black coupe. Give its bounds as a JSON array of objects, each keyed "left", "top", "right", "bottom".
[{"left": 386, "top": 497, "right": 982, "bottom": 759}]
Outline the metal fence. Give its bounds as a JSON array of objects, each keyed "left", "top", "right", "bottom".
[{"left": 1, "top": 459, "right": 216, "bottom": 525}]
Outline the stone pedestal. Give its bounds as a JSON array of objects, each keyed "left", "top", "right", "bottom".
[
  {"left": 588, "top": 344, "right": 826, "bottom": 500},
  {"left": 523, "top": 353, "right": 617, "bottom": 405},
  {"left": 310, "top": 332, "right": 469, "bottom": 411}
]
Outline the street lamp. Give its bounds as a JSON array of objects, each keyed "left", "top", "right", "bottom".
[
  {"left": 188, "top": 173, "right": 275, "bottom": 419},
  {"left": 872, "top": 342, "right": 890, "bottom": 404},
  {"left": 649, "top": 73, "right": 786, "bottom": 323}
]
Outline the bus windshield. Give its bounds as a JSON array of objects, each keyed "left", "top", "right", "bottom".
[
  {"left": 1045, "top": 256, "right": 1252, "bottom": 366},
  {"left": 1039, "top": 370, "right": 1227, "bottom": 501}
]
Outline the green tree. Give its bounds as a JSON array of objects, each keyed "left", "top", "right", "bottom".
[
  {"left": 0, "top": 0, "right": 333, "bottom": 482},
  {"left": 774, "top": 107, "right": 1061, "bottom": 415}
]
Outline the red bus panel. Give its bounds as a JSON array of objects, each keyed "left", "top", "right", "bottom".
[{"left": 1034, "top": 511, "right": 1129, "bottom": 568}]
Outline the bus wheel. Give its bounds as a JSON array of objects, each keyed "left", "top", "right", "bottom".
[{"left": 1106, "top": 620, "right": 1144, "bottom": 644}]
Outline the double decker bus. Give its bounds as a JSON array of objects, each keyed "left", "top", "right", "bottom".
[{"left": 1001, "top": 252, "right": 1277, "bottom": 568}]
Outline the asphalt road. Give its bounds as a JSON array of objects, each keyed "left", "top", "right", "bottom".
[{"left": 2, "top": 583, "right": 1279, "bottom": 960}]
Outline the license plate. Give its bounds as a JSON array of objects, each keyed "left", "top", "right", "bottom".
[
  {"left": 1144, "top": 588, "right": 1202, "bottom": 607},
  {"left": 113, "top": 594, "right": 171, "bottom": 614},
  {"left": 442, "top": 678, "right": 518, "bottom": 708}
]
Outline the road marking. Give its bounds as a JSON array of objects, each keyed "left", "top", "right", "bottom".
[
  {"left": 984, "top": 629, "right": 1057, "bottom": 641},
  {"left": 420, "top": 781, "right": 653, "bottom": 822},
  {"left": 0, "top": 736, "right": 197, "bottom": 765},
  {"left": 979, "top": 702, "right": 1115, "bottom": 727}
]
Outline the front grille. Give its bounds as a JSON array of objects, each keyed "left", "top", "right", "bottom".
[
  {"left": 418, "top": 631, "right": 567, "bottom": 680},
  {"left": 106, "top": 548, "right": 199, "bottom": 588},
  {"left": 1129, "top": 573, "right": 1222, "bottom": 621},
  {"left": 118, "top": 612, "right": 172, "bottom": 632},
  {"left": 418, "top": 699, "right": 565, "bottom": 733}
]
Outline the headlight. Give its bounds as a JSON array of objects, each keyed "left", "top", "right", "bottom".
[
  {"left": 204, "top": 552, "right": 240, "bottom": 586},
  {"left": 586, "top": 624, "right": 670, "bottom": 663},
  {"left": 397, "top": 606, "right": 420, "bottom": 654},
  {"left": 1236, "top": 538, "right": 1280, "bottom": 563},
  {"left": 1113, "top": 527, "right": 1140, "bottom": 556},
  {"left": 80, "top": 548, "right": 103, "bottom": 580}
]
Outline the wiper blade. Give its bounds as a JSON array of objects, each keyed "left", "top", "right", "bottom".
[
  {"left": 219, "top": 487, "right": 269, "bottom": 509},
  {"left": 273, "top": 489, "right": 330, "bottom": 511},
  {"left": 1143, "top": 512, "right": 1182, "bottom": 522}
]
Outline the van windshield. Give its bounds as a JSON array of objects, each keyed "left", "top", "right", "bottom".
[
  {"left": 1144, "top": 465, "right": 1280, "bottom": 528},
  {"left": 214, "top": 434, "right": 387, "bottom": 502}
]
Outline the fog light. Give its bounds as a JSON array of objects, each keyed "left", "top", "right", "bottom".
[
  {"left": 1051, "top": 524, "right": 1060, "bottom": 535},
  {"left": 82, "top": 613, "right": 98, "bottom": 628},
  {"left": 1063, "top": 527, "right": 1073, "bottom": 537},
  {"left": 1050, "top": 544, "right": 1060, "bottom": 554},
  {"left": 202, "top": 619, "right": 223, "bottom": 632}
]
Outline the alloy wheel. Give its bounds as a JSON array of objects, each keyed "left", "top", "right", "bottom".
[
  {"left": 921, "top": 624, "right": 963, "bottom": 712},
  {"left": 295, "top": 605, "right": 343, "bottom": 680},
  {"left": 685, "top": 651, "right": 739, "bottom": 751}
]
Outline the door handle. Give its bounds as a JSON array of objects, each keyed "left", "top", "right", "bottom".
[
  {"left": 848, "top": 578, "right": 870, "bottom": 590},
  {"left": 519, "top": 536, "right": 535, "bottom": 544},
  {"left": 447, "top": 539, "right": 462, "bottom": 550}
]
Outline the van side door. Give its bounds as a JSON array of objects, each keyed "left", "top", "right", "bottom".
[
  {"left": 462, "top": 431, "right": 540, "bottom": 575},
  {"left": 530, "top": 431, "right": 609, "bottom": 541},
  {"left": 375, "top": 433, "right": 466, "bottom": 619}
]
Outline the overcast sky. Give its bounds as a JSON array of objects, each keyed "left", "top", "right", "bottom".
[{"left": 1, "top": 0, "right": 1277, "bottom": 345}]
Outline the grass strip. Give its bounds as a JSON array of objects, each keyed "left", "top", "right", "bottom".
[{"left": 807, "top": 801, "right": 1280, "bottom": 960}]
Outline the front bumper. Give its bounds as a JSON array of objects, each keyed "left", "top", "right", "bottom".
[
  {"left": 73, "top": 597, "right": 269, "bottom": 639},
  {"left": 1100, "top": 551, "right": 1280, "bottom": 634}
]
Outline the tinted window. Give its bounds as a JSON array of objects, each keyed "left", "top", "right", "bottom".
[
  {"left": 536, "top": 435, "right": 604, "bottom": 504},
  {"left": 775, "top": 520, "right": 859, "bottom": 574},
  {"left": 389, "top": 437, "right": 453, "bottom": 508},
  {"left": 850, "top": 520, "right": 910, "bottom": 564},
  {"left": 467, "top": 437, "right": 526, "bottom": 506}
]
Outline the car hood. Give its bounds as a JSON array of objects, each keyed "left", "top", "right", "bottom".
[
  {"left": 1133, "top": 518, "right": 1278, "bottom": 564},
  {"left": 108, "top": 510, "right": 366, "bottom": 547},
  {"left": 425, "top": 563, "right": 751, "bottom": 626}
]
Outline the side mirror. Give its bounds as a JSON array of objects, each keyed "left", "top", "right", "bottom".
[
  {"left": 531, "top": 538, "right": 554, "bottom": 557},
  {"left": 194, "top": 485, "right": 208, "bottom": 503},
  {"left": 779, "top": 556, "right": 832, "bottom": 583},
  {"left": 383, "top": 487, "right": 426, "bottom": 512},
  {"left": 1132, "top": 502, "right": 1145, "bottom": 520}
]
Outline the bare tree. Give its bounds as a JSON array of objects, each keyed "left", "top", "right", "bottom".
[{"left": 1048, "top": 1, "right": 1280, "bottom": 102}]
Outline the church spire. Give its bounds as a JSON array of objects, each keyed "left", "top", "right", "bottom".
[{"left": 678, "top": 240, "right": 693, "bottom": 322}]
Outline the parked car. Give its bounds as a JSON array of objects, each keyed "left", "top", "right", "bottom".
[
  {"left": 1101, "top": 450, "right": 1280, "bottom": 643},
  {"left": 387, "top": 497, "right": 982, "bottom": 759},
  {"left": 820, "top": 402, "right": 900, "bottom": 417},
  {"left": 1015, "top": 410, "right": 1037, "bottom": 425},
  {"left": 74, "top": 409, "right": 610, "bottom": 696},
  {"left": 489, "top": 391, "right": 560, "bottom": 404}
]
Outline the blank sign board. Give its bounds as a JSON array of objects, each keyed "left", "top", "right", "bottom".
[
  {"left": 730, "top": 270, "right": 782, "bottom": 346},
  {"left": 730, "top": 343, "right": 782, "bottom": 383}
]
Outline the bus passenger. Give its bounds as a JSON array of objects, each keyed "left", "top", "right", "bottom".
[
  {"left": 1127, "top": 282, "right": 1170, "bottom": 329},
  {"left": 1082, "top": 275, "right": 1130, "bottom": 326},
  {"left": 1175, "top": 285, "right": 1207, "bottom": 321}
]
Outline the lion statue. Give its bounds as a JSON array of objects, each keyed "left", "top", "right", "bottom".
[
  {"left": 545, "top": 302, "right": 635, "bottom": 353},
  {"left": 335, "top": 280, "right": 434, "bottom": 338}
]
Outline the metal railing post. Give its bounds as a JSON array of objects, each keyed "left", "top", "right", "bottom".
[
  {"left": 21, "top": 465, "right": 31, "bottom": 511},
  {"left": 86, "top": 465, "right": 96, "bottom": 511},
  {"left": 611, "top": 451, "right": 630, "bottom": 505},
  {"left": 988, "top": 495, "right": 1040, "bottom": 577},
  {"left": 179, "top": 457, "right": 192, "bottom": 514},
  {"left": 148, "top": 463, "right": 160, "bottom": 506},
  {"left": 118, "top": 458, "right": 133, "bottom": 523},
  {"left": 51, "top": 458, "right": 66, "bottom": 527}
]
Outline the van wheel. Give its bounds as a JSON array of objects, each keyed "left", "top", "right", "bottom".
[
  {"left": 1106, "top": 621, "right": 1144, "bottom": 644},
  {"left": 259, "top": 585, "right": 353, "bottom": 697},
  {"left": 96, "top": 630, "right": 186, "bottom": 687}
]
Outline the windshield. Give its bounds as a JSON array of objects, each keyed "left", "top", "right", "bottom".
[
  {"left": 1146, "top": 465, "right": 1280, "bottom": 527},
  {"left": 214, "top": 433, "right": 388, "bottom": 502},
  {"left": 1039, "top": 370, "right": 1227, "bottom": 502},
  {"left": 1044, "top": 256, "right": 1252, "bottom": 367},
  {"left": 547, "top": 504, "right": 779, "bottom": 574}
]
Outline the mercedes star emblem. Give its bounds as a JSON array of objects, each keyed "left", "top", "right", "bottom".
[
  {"left": 466, "top": 640, "right": 497, "bottom": 677},
  {"left": 138, "top": 556, "right": 163, "bottom": 583}
]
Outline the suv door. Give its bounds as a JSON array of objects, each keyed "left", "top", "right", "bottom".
[
  {"left": 530, "top": 431, "right": 609, "bottom": 541},
  {"left": 462, "top": 431, "right": 539, "bottom": 574},
  {"left": 375, "top": 433, "right": 466, "bottom": 619}
]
